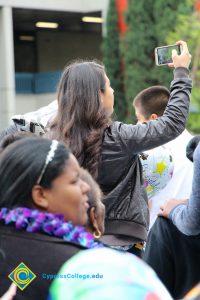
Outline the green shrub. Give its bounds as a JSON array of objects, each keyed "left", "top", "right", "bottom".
[
  {"left": 187, "top": 112, "right": 200, "bottom": 134},
  {"left": 102, "top": 0, "right": 126, "bottom": 121}
]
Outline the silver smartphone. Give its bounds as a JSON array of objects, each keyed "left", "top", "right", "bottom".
[{"left": 155, "top": 44, "right": 182, "bottom": 66}]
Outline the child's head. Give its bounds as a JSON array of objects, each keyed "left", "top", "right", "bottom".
[{"left": 133, "top": 86, "right": 170, "bottom": 123}]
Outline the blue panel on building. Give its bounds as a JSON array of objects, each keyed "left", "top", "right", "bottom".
[
  {"left": 34, "top": 71, "right": 62, "bottom": 93},
  {"left": 15, "top": 71, "right": 62, "bottom": 94},
  {"left": 15, "top": 73, "right": 34, "bottom": 93}
]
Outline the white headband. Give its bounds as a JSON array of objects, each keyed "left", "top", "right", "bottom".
[{"left": 36, "top": 140, "right": 59, "bottom": 185}]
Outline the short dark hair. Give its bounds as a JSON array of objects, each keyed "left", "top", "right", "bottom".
[
  {"left": 133, "top": 86, "right": 170, "bottom": 119},
  {"left": 0, "top": 137, "right": 70, "bottom": 209},
  {"left": 0, "top": 131, "right": 35, "bottom": 153},
  {"left": 0, "top": 124, "right": 18, "bottom": 142}
]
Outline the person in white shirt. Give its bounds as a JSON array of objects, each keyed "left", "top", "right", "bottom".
[
  {"left": 133, "top": 85, "right": 193, "bottom": 228},
  {"left": 0, "top": 100, "right": 58, "bottom": 140},
  {"left": 12, "top": 99, "right": 58, "bottom": 128}
]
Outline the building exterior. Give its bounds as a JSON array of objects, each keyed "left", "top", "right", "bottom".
[{"left": 0, "top": 0, "right": 109, "bottom": 129}]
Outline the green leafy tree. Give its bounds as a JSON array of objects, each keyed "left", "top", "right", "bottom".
[
  {"left": 121, "top": 0, "right": 155, "bottom": 121},
  {"left": 150, "top": 0, "right": 191, "bottom": 85},
  {"left": 121, "top": 0, "right": 190, "bottom": 122},
  {"left": 166, "top": 0, "right": 200, "bottom": 110},
  {"left": 187, "top": 113, "right": 200, "bottom": 134},
  {"left": 102, "top": 0, "right": 126, "bottom": 121},
  {"left": 165, "top": 0, "right": 200, "bottom": 133}
]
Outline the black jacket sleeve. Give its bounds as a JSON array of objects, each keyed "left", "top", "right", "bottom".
[{"left": 109, "top": 67, "right": 192, "bottom": 158}]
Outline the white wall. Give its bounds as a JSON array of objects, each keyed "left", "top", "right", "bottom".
[
  {"left": 0, "top": 0, "right": 109, "bottom": 129},
  {"left": 15, "top": 93, "right": 56, "bottom": 116},
  {"left": 0, "top": 0, "right": 108, "bottom": 13},
  {"left": 0, "top": 7, "right": 15, "bottom": 129}
]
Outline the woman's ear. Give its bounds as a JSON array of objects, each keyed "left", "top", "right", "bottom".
[
  {"left": 32, "top": 185, "right": 49, "bottom": 209},
  {"left": 89, "top": 207, "right": 102, "bottom": 238},
  {"left": 89, "top": 207, "right": 98, "bottom": 230}
]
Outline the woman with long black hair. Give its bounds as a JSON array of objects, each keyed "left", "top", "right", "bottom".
[{"left": 47, "top": 41, "right": 192, "bottom": 255}]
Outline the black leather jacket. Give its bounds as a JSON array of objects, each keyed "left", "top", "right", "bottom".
[{"left": 98, "top": 67, "right": 192, "bottom": 244}]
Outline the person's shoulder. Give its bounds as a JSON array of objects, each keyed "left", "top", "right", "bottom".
[
  {"left": 106, "top": 121, "right": 138, "bottom": 138},
  {"left": 107, "top": 121, "right": 122, "bottom": 131},
  {"left": 104, "top": 121, "right": 121, "bottom": 138},
  {"left": 0, "top": 223, "right": 86, "bottom": 250}
]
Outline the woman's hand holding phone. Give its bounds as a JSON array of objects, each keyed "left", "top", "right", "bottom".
[{"left": 168, "top": 40, "right": 192, "bottom": 69}]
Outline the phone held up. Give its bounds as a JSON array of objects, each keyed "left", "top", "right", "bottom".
[{"left": 155, "top": 44, "right": 182, "bottom": 66}]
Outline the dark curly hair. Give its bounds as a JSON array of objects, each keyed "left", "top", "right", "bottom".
[{"left": 48, "top": 60, "right": 111, "bottom": 178}]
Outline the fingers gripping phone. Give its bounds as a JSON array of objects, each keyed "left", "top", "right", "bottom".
[{"left": 155, "top": 44, "right": 182, "bottom": 66}]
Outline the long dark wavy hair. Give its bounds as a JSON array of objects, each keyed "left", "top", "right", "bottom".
[{"left": 49, "top": 60, "right": 111, "bottom": 179}]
